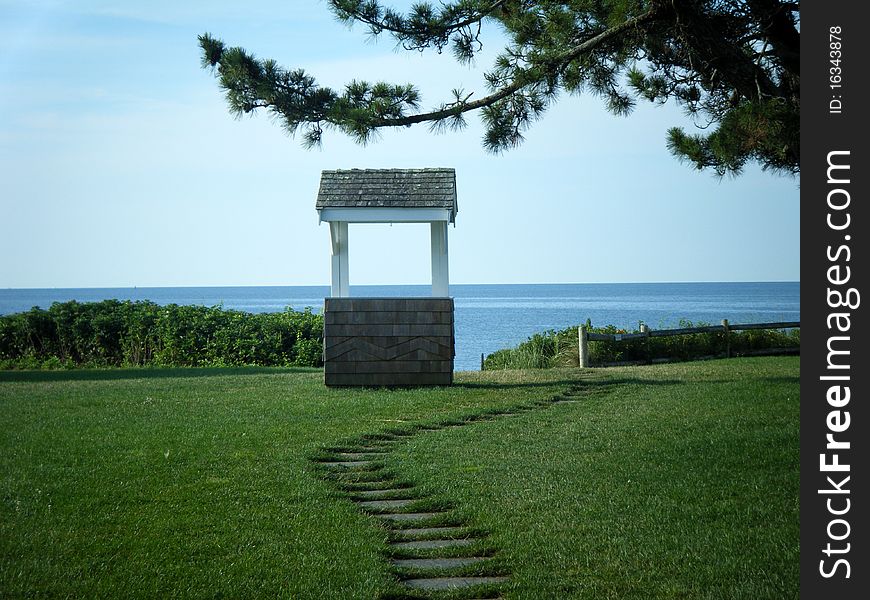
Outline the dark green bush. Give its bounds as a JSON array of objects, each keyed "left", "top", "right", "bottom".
[
  {"left": 0, "top": 300, "right": 323, "bottom": 369},
  {"left": 483, "top": 319, "right": 799, "bottom": 370}
]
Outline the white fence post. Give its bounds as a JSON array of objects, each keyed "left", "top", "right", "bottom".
[
  {"left": 640, "top": 323, "right": 651, "bottom": 364},
  {"left": 578, "top": 325, "right": 589, "bottom": 368}
]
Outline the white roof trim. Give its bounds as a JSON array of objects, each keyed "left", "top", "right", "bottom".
[{"left": 318, "top": 207, "right": 453, "bottom": 224}]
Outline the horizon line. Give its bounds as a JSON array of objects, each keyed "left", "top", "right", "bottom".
[{"left": 2, "top": 280, "right": 801, "bottom": 291}]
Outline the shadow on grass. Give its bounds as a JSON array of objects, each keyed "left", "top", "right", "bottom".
[
  {"left": 762, "top": 375, "right": 800, "bottom": 385},
  {"left": 456, "top": 377, "right": 684, "bottom": 390},
  {"left": 0, "top": 366, "right": 321, "bottom": 383},
  {"left": 2, "top": 369, "right": 686, "bottom": 391}
]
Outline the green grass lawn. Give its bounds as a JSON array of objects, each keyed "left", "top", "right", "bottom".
[{"left": 0, "top": 358, "right": 798, "bottom": 598}]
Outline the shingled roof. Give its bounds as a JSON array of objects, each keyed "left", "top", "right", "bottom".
[{"left": 316, "top": 168, "right": 457, "bottom": 222}]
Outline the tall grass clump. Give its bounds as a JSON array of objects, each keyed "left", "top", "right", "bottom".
[
  {"left": 482, "top": 332, "right": 559, "bottom": 369},
  {"left": 484, "top": 320, "right": 799, "bottom": 369},
  {"left": 0, "top": 300, "right": 323, "bottom": 370}
]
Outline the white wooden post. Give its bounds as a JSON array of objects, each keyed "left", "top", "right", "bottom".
[
  {"left": 329, "top": 221, "right": 349, "bottom": 298},
  {"left": 640, "top": 323, "right": 651, "bottom": 364},
  {"left": 430, "top": 221, "right": 449, "bottom": 297},
  {"left": 578, "top": 325, "right": 589, "bottom": 368}
]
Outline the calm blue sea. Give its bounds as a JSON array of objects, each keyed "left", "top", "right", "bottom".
[{"left": 0, "top": 283, "right": 800, "bottom": 371}]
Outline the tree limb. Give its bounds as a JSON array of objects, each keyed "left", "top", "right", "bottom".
[
  {"left": 333, "top": 0, "right": 509, "bottom": 37},
  {"left": 371, "top": 4, "right": 664, "bottom": 127}
]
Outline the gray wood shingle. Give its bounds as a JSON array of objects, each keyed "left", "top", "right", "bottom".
[{"left": 316, "top": 169, "right": 457, "bottom": 216}]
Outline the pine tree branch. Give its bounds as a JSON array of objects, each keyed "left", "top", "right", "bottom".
[
  {"left": 332, "top": 0, "right": 509, "bottom": 38},
  {"left": 370, "top": 5, "right": 664, "bottom": 127},
  {"left": 201, "top": 2, "right": 800, "bottom": 174}
]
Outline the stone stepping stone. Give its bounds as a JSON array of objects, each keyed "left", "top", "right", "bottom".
[
  {"left": 333, "top": 473, "right": 391, "bottom": 484},
  {"left": 335, "top": 452, "right": 382, "bottom": 460},
  {"left": 391, "top": 538, "right": 476, "bottom": 550},
  {"left": 352, "top": 488, "right": 413, "bottom": 499},
  {"left": 402, "top": 576, "right": 509, "bottom": 590},
  {"left": 392, "top": 557, "right": 488, "bottom": 569},
  {"left": 319, "top": 461, "right": 372, "bottom": 468},
  {"left": 355, "top": 499, "right": 416, "bottom": 510},
  {"left": 340, "top": 476, "right": 400, "bottom": 487},
  {"left": 392, "top": 526, "right": 467, "bottom": 539},
  {"left": 375, "top": 512, "right": 442, "bottom": 523},
  {"left": 341, "top": 479, "right": 400, "bottom": 490}
]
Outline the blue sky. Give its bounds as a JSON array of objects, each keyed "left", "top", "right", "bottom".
[{"left": 0, "top": 0, "right": 799, "bottom": 288}]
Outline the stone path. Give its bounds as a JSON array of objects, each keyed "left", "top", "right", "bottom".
[{"left": 312, "top": 382, "right": 607, "bottom": 598}]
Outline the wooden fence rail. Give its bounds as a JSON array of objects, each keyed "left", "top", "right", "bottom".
[{"left": 579, "top": 320, "right": 800, "bottom": 368}]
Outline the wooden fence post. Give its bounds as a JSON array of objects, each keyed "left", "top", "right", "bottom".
[
  {"left": 722, "top": 319, "right": 731, "bottom": 358},
  {"left": 480, "top": 353, "right": 485, "bottom": 371},
  {"left": 579, "top": 325, "right": 589, "bottom": 368},
  {"left": 640, "top": 323, "right": 651, "bottom": 364}
]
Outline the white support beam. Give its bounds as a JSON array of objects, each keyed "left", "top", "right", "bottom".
[
  {"left": 329, "top": 221, "right": 349, "bottom": 298},
  {"left": 430, "top": 221, "right": 449, "bottom": 297}
]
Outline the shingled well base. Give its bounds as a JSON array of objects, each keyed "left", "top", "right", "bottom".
[{"left": 324, "top": 298, "right": 454, "bottom": 386}]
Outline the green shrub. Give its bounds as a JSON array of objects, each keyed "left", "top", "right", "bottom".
[
  {"left": 484, "top": 319, "right": 799, "bottom": 370},
  {"left": 0, "top": 301, "right": 324, "bottom": 370}
]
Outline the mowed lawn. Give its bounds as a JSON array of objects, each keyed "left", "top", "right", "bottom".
[
  {"left": 0, "top": 358, "right": 799, "bottom": 599},
  {"left": 387, "top": 358, "right": 800, "bottom": 599}
]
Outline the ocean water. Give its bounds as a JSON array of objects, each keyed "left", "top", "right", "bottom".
[{"left": 0, "top": 282, "right": 800, "bottom": 371}]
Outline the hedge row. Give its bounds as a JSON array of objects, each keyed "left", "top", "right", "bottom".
[
  {"left": 0, "top": 300, "right": 323, "bottom": 369},
  {"left": 484, "top": 320, "right": 800, "bottom": 370}
]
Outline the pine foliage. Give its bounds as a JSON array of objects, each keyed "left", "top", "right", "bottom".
[{"left": 200, "top": 0, "right": 800, "bottom": 175}]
